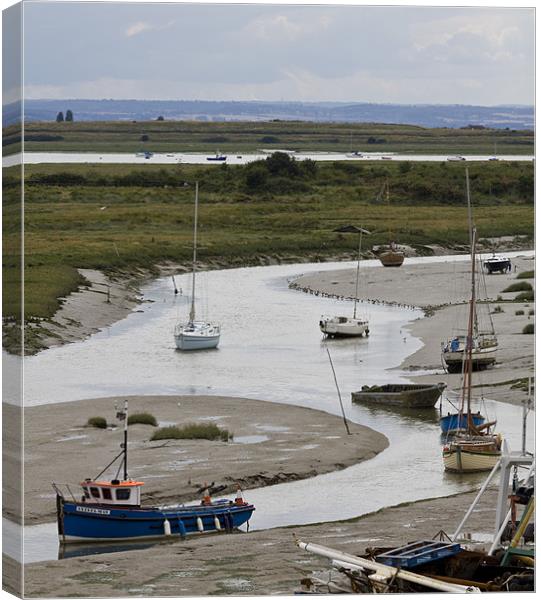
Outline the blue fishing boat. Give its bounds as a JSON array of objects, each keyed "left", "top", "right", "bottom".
[
  {"left": 54, "top": 401, "right": 255, "bottom": 544},
  {"left": 440, "top": 411, "right": 485, "bottom": 434}
]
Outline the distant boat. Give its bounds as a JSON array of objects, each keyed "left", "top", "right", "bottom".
[
  {"left": 447, "top": 156, "right": 466, "bottom": 161},
  {"left": 53, "top": 401, "right": 254, "bottom": 543},
  {"left": 207, "top": 151, "right": 226, "bottom": 161},
  {"left": 174, "top": 182, "right": 221, "bottom": 351},
  {"left": 376, "top": 180, "right": 405, "bottom": 267},
  {"left": 352, "top": 383, "right": 446, "bottom": 408},
  {"left": 320, "top": 225, "right": 370, "bottom": 338},
  {"left": 136, "top": 151, "right": 153, "bottom": 159},
  {"left": 483, "top": 253, "right": 511, "bottom": 274}
]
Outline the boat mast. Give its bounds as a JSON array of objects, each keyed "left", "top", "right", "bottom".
[
  {"left": 464, "top": 227, "right": 477, "bottom": 432},
  {"left": 353, "top": 227, "right": 363, "bottom": 319},
  {"left": 122, "top": 399, "right": 129, "bottom": 480},
  {"left": 465, "top": 168, "right": 480, "bottom": 338},
  {"left": 189, "top": 182, "right": 199, "bottom": 323}
]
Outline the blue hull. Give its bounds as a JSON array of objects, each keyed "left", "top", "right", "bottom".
[
  {"left": 58, "top": 497, "right": 255, "bottom": 543},
  {"left": 440, "top": 413, "right": 485, "bottom": 434}
]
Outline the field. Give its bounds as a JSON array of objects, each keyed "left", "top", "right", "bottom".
[
  {"left": 3, "top": 119, "right": 535, "bottom": 155},
  {"left": 2, "top": 127, "right": 534, "bottom": 353}
]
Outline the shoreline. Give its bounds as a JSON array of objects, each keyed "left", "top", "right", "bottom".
[
  {"left": 7, "top": 241, "right": 532, "bottom": 357},
  {"left": 19, "top": 395, "right": 388, "bottom": 525},
  {"left": 291, "top": 255, "right": 535, "bottom": 406},
  {"left": 19, "top": 486, "right": 501, "bottom": 597}
]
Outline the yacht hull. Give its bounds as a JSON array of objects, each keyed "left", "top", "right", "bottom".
[
  {"left": 175, "top": 333, "right": 220, "bottom": 351},
  {"left": 319, "top": 317, "right": 369, "bottom": 338},
  {"left": 442, "top": 347, "right": 497, "bottom": 373}
]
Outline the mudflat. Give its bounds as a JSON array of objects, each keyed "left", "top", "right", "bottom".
[{"left": 23, "top": 394, "right": 388, "bottom": 524}]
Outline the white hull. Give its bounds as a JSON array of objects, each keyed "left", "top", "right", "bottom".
[
  {"left": 174, "top": 322, "right": 220, "bottom": 351},
  {"left": 443, "top": 445, "right": 501, "bottom": 473},
  {"left": 442, "top": 345, "right": 497, "bottom": 371},
  {"left": 320, "top": 316, "right": 369, "bottom": 338}
]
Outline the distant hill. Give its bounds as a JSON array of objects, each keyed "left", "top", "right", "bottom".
[{"left": 3, "top": 99, "right": 534, "bottom": 130}]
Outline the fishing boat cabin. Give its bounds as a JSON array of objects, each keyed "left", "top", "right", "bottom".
[{"left": 79, "top": 479, "right": 144, "bottom": 507}]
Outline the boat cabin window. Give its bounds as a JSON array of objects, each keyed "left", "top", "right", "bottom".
[
  {"left": 90, "top": 487, "right": 101, "bottom": 499},
  {"left": 102, "top": 488, "right": 112, "bottom": 500},
  {"left": 338, "top": 317, "right": 347, "bottom": 323},
  {"left": 115, "top": 488, "right": 131, "bottom": 501},
  {"left": 82, "top": 487, "right": 90, "bottom": 499}
]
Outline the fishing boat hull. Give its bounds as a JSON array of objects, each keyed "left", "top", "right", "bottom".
[
  {"left": 352, "top": 383, "right": 446, "bottom": 408},
  {"left": 440, "top": 412, "right": 485, "bottom": 434},
  {"left": 379, "top": 250, "right": 405, "bottom": 267},
  {"left": 442, "top": 441, "right": 501, "bottom": 473},
  {"left": 57, "top": 497, "right": 254, "bottom": 543},
  {"left": 319, "top": 316, "right": 369, "bottom": 338}
]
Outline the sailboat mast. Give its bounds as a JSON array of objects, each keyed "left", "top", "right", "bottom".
[
  {"left": 123, "top": 399, "right": 129, "bottom": 481},
  {"left": 353, "top": 228, "right": 363, "bottom": 319},
  {"left": 189, "top": 182, "right": 199, "bottom": 323},
  {"left": 465, "top": 227, "right": 478, "bottom": 427},
  {"left": 465, "top": 168, "right": 479, "bottom": 337}
]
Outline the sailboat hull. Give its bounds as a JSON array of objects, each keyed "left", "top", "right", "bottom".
[
  {"left": 319, "top": 317, "right": 369, "bottom": 337},
  {"left": 443, "top": 443, "right": 501, "bottom": 473},
  {"left": 442, "top": 346, "right": 497, "bottom": 373},
  {"left": 175, "top": 332, "right": 220, "bottom": 351}
]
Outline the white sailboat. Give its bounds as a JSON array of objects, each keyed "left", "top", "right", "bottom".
[
  {"left": 320, "top": 225, "right": 370, "bottom": 338},
  {"left": 174, "top": 182, "right": 221, "bottom": 351},
  {"left": 442, "top": 227, "right": 502, "bottom": 473}
]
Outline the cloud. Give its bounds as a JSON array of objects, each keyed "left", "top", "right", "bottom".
[
  {"left": 125, "top": 20, "right": 175, "bottom": 38},
  {"left": 243, "top": 12, "right": 332, "bottom": 43}
]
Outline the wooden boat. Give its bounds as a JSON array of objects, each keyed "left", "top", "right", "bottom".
[
  {"left": 352, "top": 383, "right": 446, "bottom": 408},
  {"left": 442, "top": 225, "right": 502, "bottom": 473},
  {"left": 174, "top": 182, "right": 221, "bottom": 351},
  {"left": 53, "top": 401, "right": 254, "bottom": 544},
  {"left": 376, "top": 180, "right": 405, "bottom": 267},
  {"left": 320, "top": 225, "right": 370, "bottom": 338}
]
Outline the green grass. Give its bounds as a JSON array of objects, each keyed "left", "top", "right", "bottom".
[
  {"left": 517, "top": 270, "right": 534, "bottom": 279},
  {"left": 15, "top": 120, "right": 535, "bottom": 155},
  {"left": 502, "top": 281, "right": 533, "bottom": 293},
  {"left": 2, "top": 151, "right": 534, "bottom": 354},
  {"left": 515, "top": 291, "right": 534, "bottom": 302},
  {"left": 522, "top": 324, "right": 534, "bottom": 334},
  {"left": 87, "top": 416, "right": 107, "bottom": 429},
  {"left": 127, "top": 412, "right": 158, "bottom": 426},
  {"left": 515, "top": 310, "right": 525, "bottom": 315},
  {"left": 150, "top": 423, "right": 232, "bottom": 442}
]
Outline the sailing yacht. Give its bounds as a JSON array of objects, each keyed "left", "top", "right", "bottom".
[
  {"left": 174, "top": 182, "right": 221, "bottom": 351},
  {"left": 320, "top": 225, "right": 370, "bottom": 338},
  {"left": 441, "top": 170, "right": 498, "bottom": 373},
  {"left": 442, "top": 227, "right": 502, "bottom": 473},
  {"left": 375, "top": 181, "right": 405, "bottom": 267}
]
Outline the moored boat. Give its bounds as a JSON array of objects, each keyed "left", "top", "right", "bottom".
[
  {"left": 440, "top": 411, "right": 485, "bottom": 434},
  {"left": 483, "top": 253, "right": 511, "bottom": 274},
  {"left": 352, "top": 383, "right": 446, "bottom": 408},
  {"left": 207, "top": 151, "right": 226, "bottom": 161},
  {"left": 442, "top": 437, "right": 502, "bottom": 473},
  {"left": 174, "top": 182, "right": 221, "bottom": 351},
  {"left": 53, "top": 401, "right": 254, "bottom": 544},
  {"left": 378, "top": 246, "right": 405, "bottom": 267},
  {"left": 441, "top": 334, "right": 497, "bottom": 373}
]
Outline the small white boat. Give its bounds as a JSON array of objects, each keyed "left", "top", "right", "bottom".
[
  {"left": 174, "top": 182, "right": 220, "bottom": 351},
  {"left": 320, "top": 225, "right": 370, "bottom": 338},
  {"left": 442, "top": 436, "right": 502, "bottom": 473},
  {"left": 483, "top": 253, "right": 511, "bottom": 274},
  {"left": 441, "top": 334, "right": 498, "bottom": 373},
  {"left": 320, "top": 315, "right": 369, "bottom": 338}
]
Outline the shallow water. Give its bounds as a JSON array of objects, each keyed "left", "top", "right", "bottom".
[{"left": 8, "top": 253, "right": 535, "bottom": 562}]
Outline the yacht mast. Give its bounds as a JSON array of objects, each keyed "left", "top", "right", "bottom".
[
  {"left": 353, "top": 228, "right": 363, "bottom": 319},
  {"left": 189, "top": 182, "right": 199, "bottom": 323}
]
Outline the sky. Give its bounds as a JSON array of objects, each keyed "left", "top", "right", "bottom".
[{"left": 2, "top": 1, "right": 536, "bottom": 106}]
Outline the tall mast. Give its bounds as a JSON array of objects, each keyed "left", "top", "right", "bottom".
[
  {"left": 465, "top": 227, "right": 477, "bottom": 430},
  {"left": 465, "top": 168, "right": 479, "bottom": 338},
  {"left": 353, "top": 228, "right": 363, "bottom": 319},
  {"left": 123, "top": 399, "right": 129, "bottom": 480},
  {"left": 189, "top": 182, "right": 199, "bottom": 323}
]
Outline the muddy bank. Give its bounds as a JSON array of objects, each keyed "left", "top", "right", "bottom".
[
  {"left": 22, "top": 487, "right": 500, "bottom": 597},
  {"left": 23, "top": 395, "right": 388, "bottom": 524},
  {"left": 292, "top": 255, "right": 535, "bottom": 406}
]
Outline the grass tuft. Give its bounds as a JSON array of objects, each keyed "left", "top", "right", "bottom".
[
  {"left": 515, "top": 310, "right": 524, "bottom": 316},
  {"left": 522, "top": 324, "right": 534, "bottom": 334},
  {"left": 128, "top": 412, "right": 157, "bottom": 426},
  {"left": 516, "top": 270, "right": 534, "bottom": 279},
  {"left": 150, "top": 423, "right": 232, "bottom": 442},
  {"left": 515, "top": 291, "right": 534, "bottom": 302},
  {"left": 502, "top": 281, "right": 532, "bottom": 293},
  {"left": 87, "top": 416, "right": 107, "bottom": 429}
]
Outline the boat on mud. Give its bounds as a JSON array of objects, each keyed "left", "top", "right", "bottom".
[
  {"left": 483, "top": 253, "right": 512, "bottom": 274},
  {"left": 53, "top": 401, "right": 254, "bottom": 544},
  {"left": 351, "top": 383, "right": 446, "bottom": 408}
]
